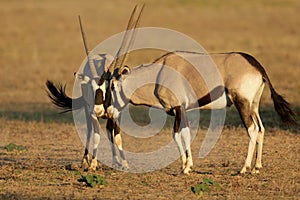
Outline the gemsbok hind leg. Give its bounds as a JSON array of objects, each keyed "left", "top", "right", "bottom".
[
  {"left": 173, "top": 105, "right": 193, "bottom": 174},
  {"left": 107, "top": 119, "right": 129, "bottom": 169},
  {"left": 234, "top": 96, "right": 260, "bottom": 174},
  {"left": 251, "top": 84, "right": 265, "bottom": 174},
  {"left": 106, "top": 119, "right": 120, "bottom": 167},
  {"left": 81, "top": 107, "right": 92, "bottom": 171},
  {"left": 251, "top": 111, "right": 265, "bottom": 174}
]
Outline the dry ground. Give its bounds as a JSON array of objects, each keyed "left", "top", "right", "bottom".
[
  {"left": 0, "top": 119, "right": 299, "bottom": 199},
  {"left": 0, "top": 0, "right": 299, "bottom": 199}
]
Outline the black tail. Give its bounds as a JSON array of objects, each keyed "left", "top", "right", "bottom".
[
  {"left": 260, "top": 69, "right": 297, "bottom": 125},
  {"left": 239, "top": 52, "right": 297, "bottom": 125},
  {"left": 269, "top": 86, "right": 297, "bottom": 125},
  {"left": 45, "top": 80, "right": 84, "bottom": 113}
]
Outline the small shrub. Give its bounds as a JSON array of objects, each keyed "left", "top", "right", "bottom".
[
  {"left": 191, "top": 177, "right": 222, "bottom": 196},
  {"left": 4, "top": 143, "right": 26, "bottom": 152},
  {"left": 78, "top": 174, "right": 106, "bottom": 188}
]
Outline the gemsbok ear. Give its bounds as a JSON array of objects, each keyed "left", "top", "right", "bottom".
[{"left": 119, "top": 65, "right": 131, "bottom": 75}]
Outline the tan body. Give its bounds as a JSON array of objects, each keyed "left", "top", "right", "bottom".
[
  {"left": 47, "top": 50, "right": 295, "bottom": 174},
  {"left": 123, "top": 51, "right": 263, "bottom": 113},
  {"left": 105, "top": 51, "right": 295, "bottom": 174}
]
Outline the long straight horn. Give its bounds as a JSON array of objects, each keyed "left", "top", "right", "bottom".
[
  {"left": 78, "top": 15, "right": 99, "bottom": 80},
  {"left": 108, "top": 4, "right": 139, "bottom": 73},
  {"left": 119, "top": 3, "right": 145, "bottom": 71}
]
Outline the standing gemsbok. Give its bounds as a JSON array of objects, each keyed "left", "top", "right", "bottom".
[
  {"left": 46, "top": 4, "right": 145, "bottom": 171},
  {"left": 93, "top": 50, "right": 296, "bottom": 174}
]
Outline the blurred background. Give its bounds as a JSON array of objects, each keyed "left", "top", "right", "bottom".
[{"left": 0, "top": 0, "right": 299, "bottom": 121}]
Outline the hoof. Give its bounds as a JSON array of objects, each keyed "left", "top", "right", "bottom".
[
  {"left": 187, "top": 158, "right": 193, "bottom": 168},
  {"left": 251, "top": 167, "right": 260, "bottom": 174},
  {"left": 81, "top": 159, "right": 89, "bottom": 171},
  {"left": 122, "top": 160, "right": 129, "bottom": 170},
  {"left": 89, "top": 166, "right": 97, "bottom": 171},
  {"left": 255, "top": 164, "right": 262, "bottom": 169},
  {"left": 112, "top": 160, "right": 129, "bottom": 171},
  {"left": 183, "top": 166, "right": 192, "bottom": 175},
  {"left": 89, "top": 159, "right": 98, "bottom": 171},
  {"left": 112, "top": 156, "right": 122, "bottom": 168},
  {"left": 240, "top": 166, "right": 250, "bottom": 174}
]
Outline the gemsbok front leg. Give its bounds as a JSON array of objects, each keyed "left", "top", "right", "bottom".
[
  {"left": 89, "top": 113, "right": 101, "bottom": 171},
  {"left": 173, "top": 105, "right": 193, "bottom": 174}
]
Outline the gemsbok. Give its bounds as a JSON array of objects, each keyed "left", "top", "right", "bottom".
[
  {"left": 46, "top": 7, "right": 296, "bottom": 175},
  {"left": 46, "top": 4, "right": 144, "bottom": 171},
  {"left": 91, "top": 49, "right": 296, "bottom": 174}
]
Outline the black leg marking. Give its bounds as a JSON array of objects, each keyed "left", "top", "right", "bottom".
[
  {"left": 173, "top": 105, "right": 189, "bottom": 133},
  {"left": 106, "top": 119, "right": 117, "bottom": 157},
  {"left": 233, "top": 94, "right": 252, "bottom": 129}
]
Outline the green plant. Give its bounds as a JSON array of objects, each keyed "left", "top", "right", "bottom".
[
  {"left": 191, "top": 177, "right": 222, "bottom": 196},
  {"left": 3, "top": 143, "right": 26, "bottom": 152},
  {"left": 78, "top": 174, "right": 106, "bottom": 188}
]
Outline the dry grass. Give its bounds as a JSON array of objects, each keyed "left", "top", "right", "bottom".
[
  {"left": 0, "top": 119, "right": 299, "bottom": 199},
  {"left": 0, "top": 0, "right": 299, "bottom": 199}
]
